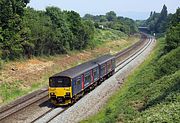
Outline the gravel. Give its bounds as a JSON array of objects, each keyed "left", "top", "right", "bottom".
[
  {"left": 0, "top": 96, "right": 51, "bottom": 123},
  {"left": 44, "top": 38, "right": 156, "bottom": 123}
]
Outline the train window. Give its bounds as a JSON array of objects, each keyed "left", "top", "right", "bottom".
[
  {"left": 112, "top": 59, "right": 115, "bottom": 68},
  {"left": 85, "top": 72, "right": 91, "bottom": 85},
  {"left": 93, "top": 68, "right": 99, "bottom": 81},
  {"left": 49, "top": 77, "right": 71, "bottom": 87},
  {"left": 107, "top": 61, "right": 111, "bottom": 72},
  {"left": 101, "top": 64, "right": 106, "bottom": 76},
  {"left": 75, "top": 78, "right": 81, "bottom": 86}
]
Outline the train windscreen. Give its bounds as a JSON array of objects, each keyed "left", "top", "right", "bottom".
[{"left": 49, "top": 77, "right": 71, "bottom": 87}]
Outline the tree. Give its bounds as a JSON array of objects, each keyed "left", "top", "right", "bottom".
[
  {"left": 165, "top": 24, "right": 180, "bottom": 52},
  {"left": 165, "top": 8, "right": 180, "bottom": 53},
  {"left": 65, "top": 10, "right": 85, "bottom": 50},
  {"left": 0, "top": 0, "right": 30, "bottom": 59},
  {"left": 82, "top": 20, "right": 95, "bottom": 48},
  {"left": 45, "top": 7, "right": 73, "bottom": 53},
  {"left": 156, "top": 4, "right": 168, "bottom": 33},
  {"left": 106, "top": 11, "right": 117, "bottom": 21},
  {"left": 142, "top": 5, "right": 168, "bottom": 34},
  {"left": 160, "top": 5, "right": 168, "bottom": 21},
  {"left": 168, "top": 8, "right": 180, "bottom": 27},
  {"left": 83, "top": 14, "right": 94, "bottom": 20}
]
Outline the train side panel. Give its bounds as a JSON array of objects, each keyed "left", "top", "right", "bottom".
[
  {"left": 99, "top": 58, "right": 115, "bottom": 78},
  {"left": 84, "top": 71, "right": 92, "bottom": 88},
  {"left": 72, "top": 75, "right": 83, "bottom": 96},
  {"left": 99, "top": 63, "right": 106, "bottom": 78},
  {"left": 92, "top": 67, "right": 100, "bottom": 82},
  {"left": 112, "top": 58, "right": 116, "bottom": 70},
  {"left": 72, "top": 67, "right": 100, "bottom": 97}
]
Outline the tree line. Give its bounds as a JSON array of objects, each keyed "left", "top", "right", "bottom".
[
  {"left": 0, "top": 0, "right": 95, "bottom": 60},
  {"left": 140, "top": 5, "right": 179, "bottom": 53},
  {"left": 141, "top": 5, "right": 173, "bottom": 35},
  {"left": 164, "top": 8, "right": 180, "bottom": 53},
  {"left": 0, "top": 0, "right": 139, "bottom": 61},
  {"left": 83, "top": 11, "right": 138, "bottom": 35}
]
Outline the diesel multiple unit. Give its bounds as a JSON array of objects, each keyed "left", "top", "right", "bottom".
[{"left": 49, "top": 54, "right": 115, "bottom": 106}]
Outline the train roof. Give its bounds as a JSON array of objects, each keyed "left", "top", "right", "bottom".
[
  {"left": 51, "top": 54, "right": 115, "bottom": 78},
  {"left": 95, "top": 54, "right": 115, "bottom": 65}
]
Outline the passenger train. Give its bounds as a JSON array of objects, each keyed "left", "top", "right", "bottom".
[{"left": 49, "top": 54, "right": 115, "bottom": 106}]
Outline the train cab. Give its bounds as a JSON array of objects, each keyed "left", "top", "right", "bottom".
[{"left": 49, "top": 76, "right": 72, "bottom": 105}]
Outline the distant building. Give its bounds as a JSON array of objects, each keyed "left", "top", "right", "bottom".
[{"left": 99, "top": 25, "right": 104, "bottom": 29}]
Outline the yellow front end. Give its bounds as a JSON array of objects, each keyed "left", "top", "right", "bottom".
[{"left": 49, "top": 87, "right": 72, "bottom": 106}]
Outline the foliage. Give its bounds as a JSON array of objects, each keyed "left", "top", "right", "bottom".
[
  {"left": 0, "top": 0, "right": 30, "bottom": 60},
  {"left": 165, "top": 8, "right": 180, "bottom": 53},
  {"left": 142, "top": 5, "right": 169, "bottom": 34},
  {"left": 0, "top": 1, "right": 139, "bottom": 61},
  {"left": 83, "top": 11, "right": 138, "bottom": 35},
  {"left": 0, "top": 4, "right": 95, "bottom": 60},
  {"left": 94, "top": 29, "right": 126, "bottom": 44},
  {"left": 168, "top": 8, "right": 180, "bottom": 27},
  {"left": 106, "top": 11, "right": 117, "bottom": 21},
  {"left": 64, "top": 10, "right": 95, "bottom": 50},
  {"left": 156, "top": 47, "right": 180, "bottom": 78},
  {"left": 88, "top": 29, "right": 126, "bottom": 49}
]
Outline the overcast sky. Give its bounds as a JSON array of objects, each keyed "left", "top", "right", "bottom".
[{"left": 28, "top": 0, "right": 179, "bottom": 20}]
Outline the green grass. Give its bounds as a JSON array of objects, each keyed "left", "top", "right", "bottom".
[
  {"left": 96, "top": 29, "right": 127, "bottom": 41},
  {"left": 0, "top": 80, "right": 28, "bottom": 102},
  {"left": 82, "top": 38, "right": 180, "bottom": 123},
  {"left": 89, "top": 29, "right": 127, "bottom": 49}
]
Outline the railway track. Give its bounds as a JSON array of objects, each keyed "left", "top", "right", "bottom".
[
  {"left": 0, "top": 88, "right": 48, "bottom": 121},
  {"left": 115, "top": 36, "right": 153, "bottom": 72},
  {"left": 32, "top": 35, "right": 153, "bottom": 123},
  {"left": 0, "top": 34, "right": 153, "bottom": 123}
]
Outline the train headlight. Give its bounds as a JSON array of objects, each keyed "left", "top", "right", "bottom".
[{"left": 50, "top": 92, "right": 55, "bottom": 96}]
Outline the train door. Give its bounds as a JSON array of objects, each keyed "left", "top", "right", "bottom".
[
  {"left": 84, "top": 71, "right": 91, "bottom": 88},
  {"left": 81, "top": 74, "right": 84, "bottom": 90},
  {"left": 72, "top": 76, "right": 82, "bottom": 96},
  {"left": 91, "top": 70, "right": 94, "bottom": 84}
]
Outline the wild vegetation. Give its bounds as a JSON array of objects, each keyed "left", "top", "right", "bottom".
[
  {"left": 0, "top": 2, "right": 95, "bottom": 60},
  {"left": 82, "top": 7, "right": 180, "bottom": 123},
  {"left": 0, "top": 0, "right": 138, "bottom": 61},
  {"left": 84, "top": 11, "right": 138, "bottom": 35},
  {"left": 140, "top": 5, "right": 179, "bottom": 38},
  {"left": 149, "top": 5, "right": 180, "bottom": 54},
  {"left": 142, "top": 5, "right": 168, "bottom": 34}
]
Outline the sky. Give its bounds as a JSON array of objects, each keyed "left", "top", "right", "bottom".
[{"left": 28, "top": 0, "right": 180, "bottom": 20}]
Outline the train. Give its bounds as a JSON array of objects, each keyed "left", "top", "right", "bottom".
[{"left": 49, "top": 54, "right": 116, "bottom": 106}]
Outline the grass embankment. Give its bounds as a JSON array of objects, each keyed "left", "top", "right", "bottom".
[
  {"left": 82, "top": 38, "right": 180, "bottom": 123},
  {"left": 0, "top": 29, "right": 139, "bottom": 105}
]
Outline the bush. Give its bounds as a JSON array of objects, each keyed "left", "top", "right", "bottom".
[
  {"left": 165, "top": 23, "right": 180, "bottom": 53},
  {"left": 0, "top": 58, "right": 3, "bottom": 70},
  {"left": 156, "top": 47, "right": 180, "bottom": 77}
]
